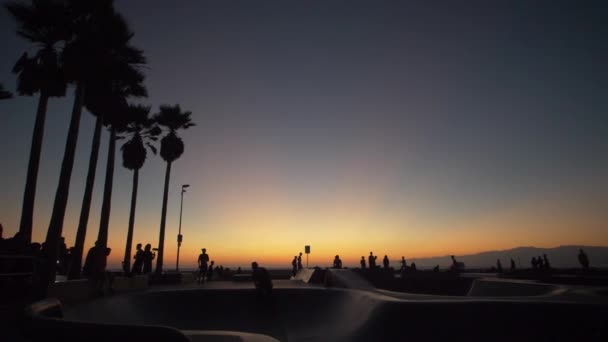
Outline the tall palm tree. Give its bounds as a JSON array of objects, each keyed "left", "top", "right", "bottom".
[
  {"left": 5, "top": 0, "right": 69, "bottom": 242},
  {"left": 120, "top": 105, "right": 159, "bottom": 273},
  {"left": 0, "top": 83, "right": 12, "bottom": 99},
  {"left": 154, "top": 105, "right": 195, "bottom": 274},
  {"left": 68, "top": 47, "right": 147, "bottom": 280},
  {"left": 44, "top": 0, "right": 144, "bottom": 283}
]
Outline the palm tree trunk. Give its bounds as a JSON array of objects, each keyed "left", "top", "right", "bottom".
[
  {"left": 44, "top": 81, "right": 85, "bottom": 284},
  {"left": 155, "top": 161, "right": 172, "bottom": 275},
  {"left": 123, "top": 169, "right": 139, "bottom": 274},
  {"left": 97, "top": 127, "right": 116, "bottom": 250},
  {"left": 19, "top": 93, "right": 49, "bottom": 242},
  {"left": 68, "top": 116, "right": 102, "bottom": 279}
]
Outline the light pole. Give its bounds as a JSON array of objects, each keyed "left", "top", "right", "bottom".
[{"left": 176, "top": 184, "right": 189, "bottom": 272}]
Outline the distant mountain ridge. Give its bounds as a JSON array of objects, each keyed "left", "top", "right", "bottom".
[{"left": 410, "top": 245, "right": 608, "bottom": 269}]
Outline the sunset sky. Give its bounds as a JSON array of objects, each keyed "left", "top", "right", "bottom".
[{"left": 0, "top": 1, "right": 607, "bottom": 269}]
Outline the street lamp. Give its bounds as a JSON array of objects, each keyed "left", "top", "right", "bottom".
[{"left": 176, "top": 184, "right": 189, "bottom": 272}]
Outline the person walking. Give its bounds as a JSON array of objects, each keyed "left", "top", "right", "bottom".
[
  {"left": 291, "top": 256, "right": 298, "bottom": 276},
  {"left": 198, "top": 248, "right": 210, "bottom": 284}
]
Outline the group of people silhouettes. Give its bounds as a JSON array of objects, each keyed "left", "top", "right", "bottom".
[
  {"left": 291, "top": 252, "right": 303, "bottom": 276},
  {"left": 531, "top": 254, "right": 551, "bottom": 270},
  {"left": 130, "top": 243, "right": 156, "bottom": 274}
]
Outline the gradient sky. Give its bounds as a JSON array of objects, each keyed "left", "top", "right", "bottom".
[{"left": 0, "top": 1, "right": 607, "bottom": 269}]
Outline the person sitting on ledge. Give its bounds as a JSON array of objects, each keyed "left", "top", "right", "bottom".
[
  {"left": 333, "top": 255, "right": 342, "bottom": 269},
  {"left": 251, "top": 261, "right": 273, "bottom": 296},
  {"left": 360, "top": 256, "right": 366, "bottom": 269}
]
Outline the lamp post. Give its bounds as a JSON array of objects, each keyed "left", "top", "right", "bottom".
[{"left": 176, "top": 184, "right": 189, "bottom": 272}]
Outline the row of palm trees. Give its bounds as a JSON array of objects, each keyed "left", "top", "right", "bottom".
[{"left": 5, "top": 0, "right": 195, "bottom": 282}]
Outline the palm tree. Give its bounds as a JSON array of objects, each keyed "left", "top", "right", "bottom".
[
  {"left": 5, "top": 0, "right": 69, "bottom": 242},
  {"left": 120, "top": 105, "right": 159, "bottom": 273},
  {"left": 45, "top": 1, "right": 144, "bottom": 283},
  {"left": 70, "top": 16, "right": 147, "bottom": 278},
  {"left": 154, "top": 105, "right": 195, "bottom": 274},
  {"left": 0, "top": 83, "right": 12, "bottom": 99},
  {"left": 68, "top": 45, "right": 147, "bottom": 280}
]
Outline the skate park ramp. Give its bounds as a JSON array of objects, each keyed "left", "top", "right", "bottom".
[{"left": 59, "top": 284, "right": 608, "bottom": 341}]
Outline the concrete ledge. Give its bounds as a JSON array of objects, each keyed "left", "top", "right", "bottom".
[
  {"left": 467, "top": 278, "right": 560, "bottom": 297},
  {"left": 47, "top": 279, "right": 94, "bottom": 303},
  {"left": 184, "top": 330, "right": 280, "bottom": 342}
]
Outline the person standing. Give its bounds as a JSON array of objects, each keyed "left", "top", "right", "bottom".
[
  {"left": 400, "top": 256, "right": 407, "bottom": 272},
  {"left": 297, "top": 252, "right": 303, "bottom": 270},
  {"left": 578, "top": 249, "right": 590, "bottom": 270},
  {"left": 291, "top": 256, "right": 298, "bottom": 276},
  {"left": 543, "top": 254, "right": 551, "bottom": 269},
  {"left": 510, "top": 258, "right": 516, "bottom": 271},
  {"left": 142, "top": 244, "right": 155, "bottom": 274},
  {"left": 360, "top": 256, "right": 366, "bottom": 269},
  {"left": 368, "top": 252, "right": 377, "bottom": 269},
  {"left": 383, "top": 255, "right": 390, "bottom": 269},
  {"left": 198, "top": 248, "right": 210, "bottom": 284},
  {"left": 496, "top": 259, "right": 503, "bottom": 273},
  {"left": 131, "top": 243, "right": 144, "bottom": 274}
]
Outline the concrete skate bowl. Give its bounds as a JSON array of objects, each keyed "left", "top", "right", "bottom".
[
  {"left": 466, "top": 278, "right": 561, "bottom": 297},
  {"left": 22, "top": 286, "right": 603, "bottom": 342},
  {"left": 60, "top": 287, "right": 383, "bottom": 341},
  {"left": 353, "top": 269, "right": 475, "bottom": 295}
]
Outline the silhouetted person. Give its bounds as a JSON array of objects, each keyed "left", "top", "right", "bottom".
[
  {"left": 251, "top": 261, "right": 273, "bottom": 296},
  {"left": 410, "top": 262, "right": 417, "bottom": 271},
  {"left": 531, "top": 257, "right": 538, "bottom": 269},
  {"left": 142, "top": 244, "right": 155, "bottom": 274},
  {"left": 578, "top": 249, "right": 590, "bottom": 270},
  {"left": 237, "top": 267, "right": 242, "bottom": 274},
  {"left": 360, "top": 256, "right": 366, "bottom": 269},
  {"left": 537, "top": 255, "right": 545, "bottom": 269},
  {"left": 543, "top": 254, "right": 550, "bottom": 269},
  {"left": 207, "top": 261, "right": 215, "bottom": 281},
  {"left": 383, "top": 255, "right": 389, "bottom": 269},
  {"left": 131, "top": 243, "right": 144, "bottom": 274},
  {"left": 82, "top": 241, "right": 111, "bottom": 294},
  {"left": 496, "top": 259, "right": 503, "bottom": 273},
  {"left": 291, "top": 256, "right": 297, "bottom": 276},
  {"left": 433, "top": 265, "right": 439, "bottom": 272},
  {"left": 333, "top": 255, "right": 342, "bottom": 269},
  {"left": 297, "top": 252, "right": 303, "bottom": 270},
  {"left": 198, "top": 248, "right": 209, "bottom": 284},
  {"left": 510, "top": 258, "right": 516, "bottom": 271},
  {"left": 368, "top": 252, "right": 377, "bottom": 269},
  {"left": 450, "top": 255, "right": 464, "bottom": 272},
  {"left": 400, "top": 257, "right": 407, "bottom": 271}
]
